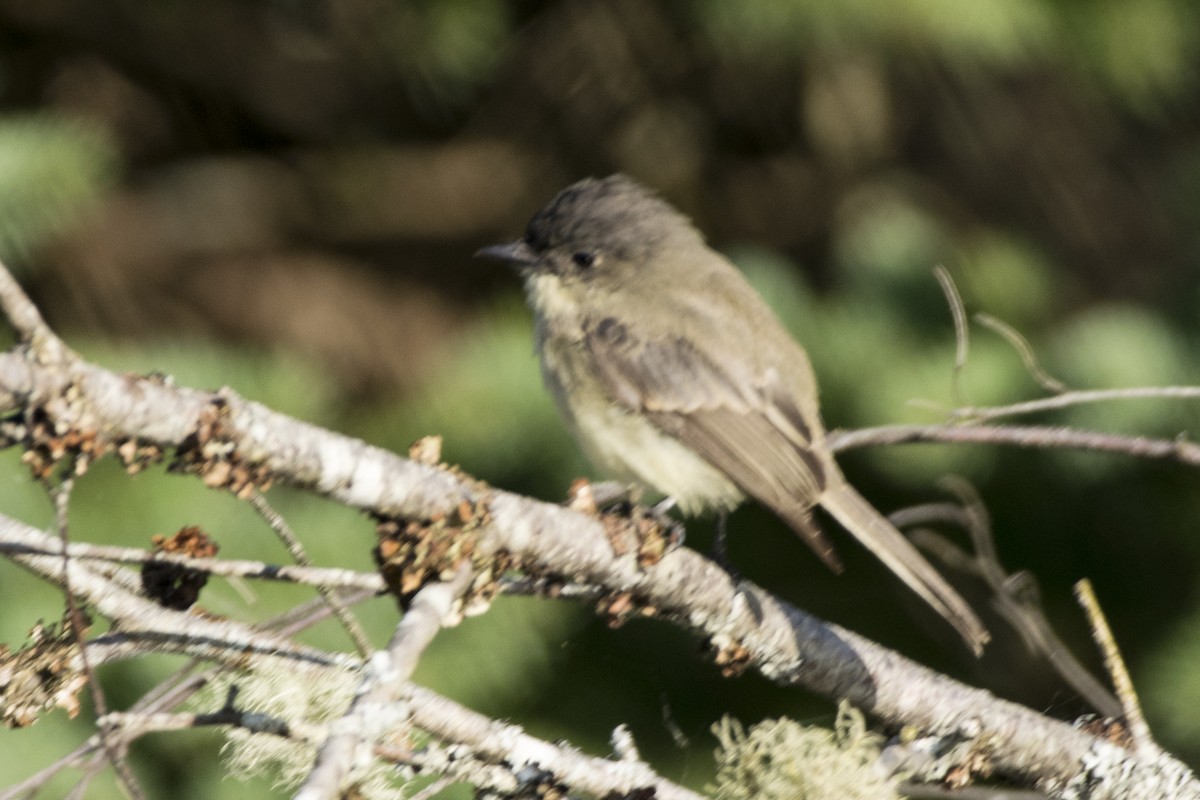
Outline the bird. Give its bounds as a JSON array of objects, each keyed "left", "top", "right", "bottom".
[{"left": 478, "top": 174, "right": 988, "bottom": 654}]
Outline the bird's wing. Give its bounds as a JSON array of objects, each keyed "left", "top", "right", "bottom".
[
  {"left": 583, "top": 315, "right": 840, "bottom": 569},
  {"left": 583, "top": 315, "right": 989, "bottom": 653}
]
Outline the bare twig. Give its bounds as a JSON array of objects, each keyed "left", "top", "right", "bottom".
[
  {"left": 0, "top": 537, "right": 386, "bottom": 592},
  {"left": 901, "top": 482, "right": 1122, "bottom": 720},
  {"left": 1075, "top": 579, "right": 1156, "bottom": 755},
  {"left": 951, "top": 386, "right": 1200, "bottom": 423},
  {"left": 975, "top": 312, "right": 1068, "bottom": 394},
  {"left": 934, "top": 265, "right": 970, "bottom": 407},
  {"left": 247, "top": 489, "right": 373, "bottom": 656},
  {"left": 267, "top": 588, "right": 380, "bottom": 638},
  {"left": 50, "top": 477, "right": 146, "bottom": 800},
  {"left": 404, "top": 777, "right": 454, "bottom": 800},
  {"left": 828, "top": 423, "right": 1200, "bottom": 466}
]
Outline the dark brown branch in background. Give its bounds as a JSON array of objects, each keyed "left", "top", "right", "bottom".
[{"left": 895, "top": 490, "right": 1123, "bottom": 721}]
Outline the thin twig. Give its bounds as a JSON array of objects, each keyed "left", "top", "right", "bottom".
[
  {"left": 951, "top": 386, "right": 1200, "bottom": 423},
  {"left": 405, "top": 777, "right": 454, "bottom": 800},
  {"left": 1075, "top": 579, "right": 1157, "bottom": 755},
  {"left": 51, "top": 476, "right": 147, "bottom": 800},
  {"left": 827, "top": 423, "right": 1200, "bottom": 466},
  {"left": 266, "top": 588, "right": 381, "bottom": 638},
  {"left": 902, "top": 482, "right": 1122, "bottom": 720},
  {"left": 248, "top": 490, "right": 373, "bottom": 656},
  {"left": 934, "top": 265, "right": 970, "bottom": 407},
  {"left": 974, "top": 312, "right": 1068, "bottom": 394},
  {"left": 0, "top": 537, "right": 386, "bottom": 591}
]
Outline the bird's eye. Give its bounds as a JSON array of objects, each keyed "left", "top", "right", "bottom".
[{"left": 572, "top": 251, "right": 597, "bottom": 269}]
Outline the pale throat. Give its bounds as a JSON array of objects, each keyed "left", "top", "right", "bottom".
[{"left": 524, "top": 270, "right": 584, "bottom": 337}]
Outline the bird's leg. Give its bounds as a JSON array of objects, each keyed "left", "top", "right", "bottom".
[
  {"left": 588, "top": 480, "right": 639, "bottom": 510},
  {"left": 711, "top": 512, "right": 762, "bottom": 621},
  {"left": 565, "top": 479, "right": 641, "bottom": 518},
  {"left": 582, "top": 480, "right": 681, "bottom": 537},
  {"left": 647, "top": 496, "right": 686, "bottom": 550},
  {"left": 568, "top": 481, "right": 685, "bottom": 560},
  {"left": 711, "top": 511, "right": 740, "bottom": 579}
]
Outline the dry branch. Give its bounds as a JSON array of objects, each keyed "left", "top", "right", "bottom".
[{"left": 1, "top": 261, "right": 1197, "bottom": 798}]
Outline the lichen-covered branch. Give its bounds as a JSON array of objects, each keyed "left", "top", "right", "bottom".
[{"left": 1, "top": 262, "right": 1196, "bottom": 798}]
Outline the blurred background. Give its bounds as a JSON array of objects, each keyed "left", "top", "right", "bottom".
[{"left": 1, "top": 0, "right": 1200, "bottom": 796}]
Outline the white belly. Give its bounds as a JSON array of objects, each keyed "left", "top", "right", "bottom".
[
  {"left": 569, "top": 392, "right": 745, "bottom": 515},
  {"left": 540, "top": 337, "right": 743, "bottom": 514},
  {"left": 526, "top": 270, "right": 744, "bottom": 515}
]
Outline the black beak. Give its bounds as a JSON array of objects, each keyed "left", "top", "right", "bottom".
[{"left": 475, "top": 239, "right": 537, "bottom": 267}]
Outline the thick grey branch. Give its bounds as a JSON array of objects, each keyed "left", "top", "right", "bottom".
[
  {"left": 296, "top": 564, "right": 473, "bottom": 800},
  {"left": 406, "top": 685, "right": 707, "bottom": 800}
]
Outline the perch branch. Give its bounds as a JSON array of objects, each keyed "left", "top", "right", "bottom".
[{"left": 1, "top": 262, "right": 1197, "bottom": 797}]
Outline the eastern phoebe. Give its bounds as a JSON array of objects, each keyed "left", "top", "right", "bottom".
[{"left": 479, "top": 174, "right": 987, "bottom": 654}]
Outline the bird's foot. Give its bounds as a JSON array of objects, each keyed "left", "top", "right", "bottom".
[
  {"left": 710, "top": 512, "right": 740, "bottom": 580},
  {"left": 566, "top": 479, "right": 685, "bottom": 565},
  {"left": 708, "top": 513, "right": 763, "bottom": 623}
]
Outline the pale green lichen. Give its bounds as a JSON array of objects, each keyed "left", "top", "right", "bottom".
[
  {"left": 196, "top": 665, "right": 418, "bottom": 798},
  {"left": 710, "top": 702, "right": 901, "bottom": 800}
]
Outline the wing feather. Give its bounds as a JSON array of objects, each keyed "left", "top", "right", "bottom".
[{"left": 584, "top": 316, "right": 839, "bottom": 567}]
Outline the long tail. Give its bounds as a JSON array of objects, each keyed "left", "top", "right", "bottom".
[{"left": 820, "top": 481, "right": 989, "bottom": 655}]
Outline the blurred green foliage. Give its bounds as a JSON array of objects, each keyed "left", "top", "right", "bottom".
[
  {"left": 367, "top": 297, "right": 582, "bottom": 491},
  {"left": 0, "top": 115, "right": 115, "bottom": 268},
  {"left": 700, "top": 0, "right": 1057, "bottom": 64},
  {"left": 702, "top": 0, "right": 1197, "bottom": 111}
]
